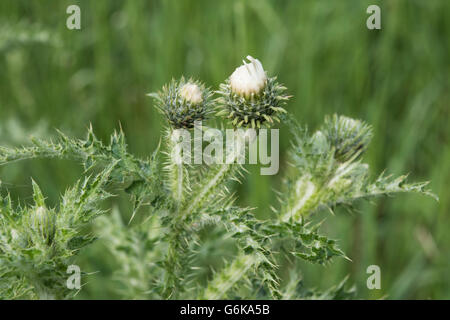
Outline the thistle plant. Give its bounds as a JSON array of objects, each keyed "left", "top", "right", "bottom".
[{"left": 0, "top": 56, "right": 436, "bottom": 300}]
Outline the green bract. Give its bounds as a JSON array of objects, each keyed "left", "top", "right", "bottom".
[
  {"left": 217, "top": 77, "right": 290, "bottom": 128},
  {"left": 148, "top": 77, "right": 214, "bottom": 129},
  {"left": 322, "top": 114, "right": 373, "bottom": 162}
]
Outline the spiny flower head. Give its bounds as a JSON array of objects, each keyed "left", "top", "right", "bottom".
[
  {"left": 148, "top": 77, "right": 213, "bottom": 129},
  {"left": 322, "top": 114, "right": 373, "bottom": 162},
  {"left": 217, "top": 55, "right": 290, "bottom": 128}
]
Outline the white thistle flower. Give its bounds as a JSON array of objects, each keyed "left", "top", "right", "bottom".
[
  {"left": 230, "top": 55, "right": 267, "bottom": 98},
  {"left": 217, "top": 55, "right": 290, "bottom": 128},
  {"left": 179, "top": 83, "right": 203, "bottom": 104}
]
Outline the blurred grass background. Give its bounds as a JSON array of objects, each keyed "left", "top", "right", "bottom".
[{"left": 0, "top": 0, "right": 448, "bottom": 299}]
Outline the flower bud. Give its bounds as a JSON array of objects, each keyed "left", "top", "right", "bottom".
[
  {"left": 179, "top": 83, "right": 203, "bottom": 105},
  {"left": 31, "top": 206, "right": 56, "bottom": 245},
  {"left": 322, "top": 114, "right": 373, "bottom": 162},
  {"left": 148, "top": 77, "right": 213, "bottom": 129},
  {"left": 217, "top": 55, "right": 290, "bottom": 128},
  {"left": 230, "top": 56, "right": 267, "bottom": 98}
]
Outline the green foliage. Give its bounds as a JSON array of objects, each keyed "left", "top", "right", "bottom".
[
  {"left": 0, "top": 164, "right": 115, "bottom": 299},
  {"left": 280, "top": 115, "right": 436, "bottom": 221},
  {"left": 0, "top": 0, "right": 447, "bottom": 300},
  {"left": 0, "top": 103, "right": 435, "bottom": 299}
]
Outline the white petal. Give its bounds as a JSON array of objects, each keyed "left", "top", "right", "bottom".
[
  {"left": 180, "top": 83, "right": 203, "bottom": 104},
  {"left": 229, "top": 56, "right": 267, "bottom": 97}
]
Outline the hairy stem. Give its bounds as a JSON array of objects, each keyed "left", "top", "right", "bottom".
[
  {"left": 200, "top": 253, "right": 260, "bottom": 299},
  {"left": 162, "top": 128, "right": 192, "bottom": 298},
  {"left": 181, "top": 130, "right": 246, "bottom": 216},
  {"left": 162, "top": 222, "right": 183, "bottom": 299}
]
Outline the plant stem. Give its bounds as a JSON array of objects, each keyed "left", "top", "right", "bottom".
[{"left": 162, "top": 220, "right": 184, "bottom": 299}]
